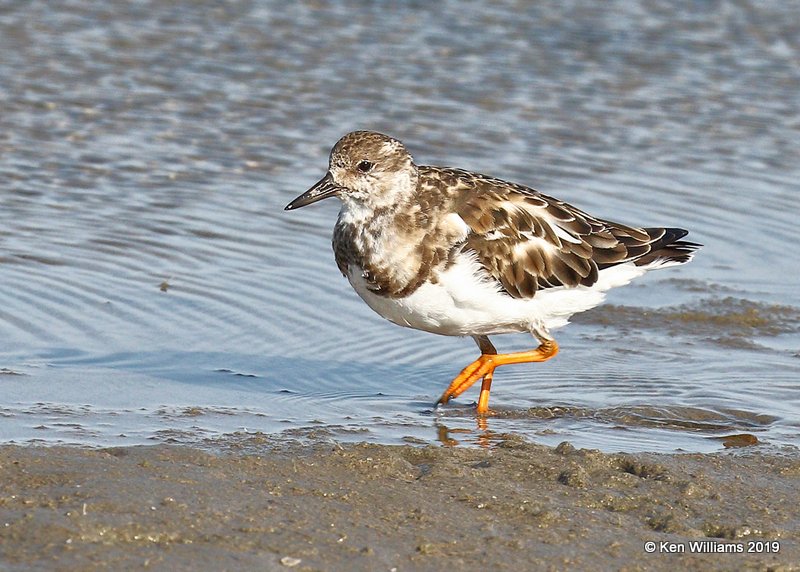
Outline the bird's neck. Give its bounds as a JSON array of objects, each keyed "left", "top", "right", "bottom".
[{"left": 333, "top": 193, "right": 433, "bottom": 298}]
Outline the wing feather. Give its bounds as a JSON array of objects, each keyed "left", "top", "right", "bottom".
[{"left": 421, "top": 166, "right": 692, "bottom": 299}]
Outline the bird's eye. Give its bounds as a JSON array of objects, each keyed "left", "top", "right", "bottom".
[{"left": 356, "top": 160, "right": 374, "bottom": 173}]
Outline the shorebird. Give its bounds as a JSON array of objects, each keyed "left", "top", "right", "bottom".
[{"left": 285, "top": 131, "right": 699, "bottom": 414}]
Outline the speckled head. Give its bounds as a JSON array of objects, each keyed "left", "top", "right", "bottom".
[{"left": 285, "top": 131, "right": 419, "bottom": 211}]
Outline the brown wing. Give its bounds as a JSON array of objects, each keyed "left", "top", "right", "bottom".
[{"left": 434, "top": 168, "right": 682, "bottom": 299}]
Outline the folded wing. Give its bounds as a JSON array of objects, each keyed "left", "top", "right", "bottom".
[{"left": 436, "top": 168, "right": 698, "bottom": 299}]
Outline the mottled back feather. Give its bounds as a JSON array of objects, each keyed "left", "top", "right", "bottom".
[{"left": 419, "top": 167, "right": 698, "bottom": 299}]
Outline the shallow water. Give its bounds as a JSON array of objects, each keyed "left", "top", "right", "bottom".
[{"left": 1, "top": 1, "right": 798, "bottom": 453}]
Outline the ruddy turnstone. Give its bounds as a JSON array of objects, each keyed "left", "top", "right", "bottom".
[{"left": 286, "top": 131, "right": 700, "bottom": 414}]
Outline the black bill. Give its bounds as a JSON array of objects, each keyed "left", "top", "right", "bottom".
[{"left": 284, "top": 172, "right": 345, "bottom": 210}]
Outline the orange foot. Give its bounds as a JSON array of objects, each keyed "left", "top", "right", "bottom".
[{"left": 435, "top": 340, "right": 559, "bottom": 415}]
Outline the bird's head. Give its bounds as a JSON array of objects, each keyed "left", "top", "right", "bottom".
[{"left": 285, "top": 131, "right": 418, "bottom": 212}]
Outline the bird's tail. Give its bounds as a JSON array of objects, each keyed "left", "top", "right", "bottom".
[{"left": 634, "top": 228, "right": 701, "bottom": 268}]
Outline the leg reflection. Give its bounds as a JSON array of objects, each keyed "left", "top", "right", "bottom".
[{"left": 434, "top": 417, "right": 496, "bottom": 448}]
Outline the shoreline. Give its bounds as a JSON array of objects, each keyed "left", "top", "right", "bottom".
[{"left": 1, "top": 438, "right": 798, "bottom": 571}]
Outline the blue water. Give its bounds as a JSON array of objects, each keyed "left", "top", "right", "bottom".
[{"left": 1, "top": 1, "right": 798, "bottom": 452}]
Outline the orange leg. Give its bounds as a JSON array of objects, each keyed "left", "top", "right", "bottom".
[
  {"left": 477, "top": 369, "right": 494, "bottom": 414},
  {"left": 436, "top": 338, "right": 559, "bottom": 415}
]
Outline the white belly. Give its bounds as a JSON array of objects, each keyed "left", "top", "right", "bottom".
[{"left": 346, "top": 254, "right": 648, "bottom": 337}]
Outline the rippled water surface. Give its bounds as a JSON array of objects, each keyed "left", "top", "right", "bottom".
[{"left": 1, "top": 1, "right": 798, "bottom": 452}]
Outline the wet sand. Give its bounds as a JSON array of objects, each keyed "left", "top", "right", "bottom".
[{"left": 1, "top": 438, "right": 797, "bottom": 571}]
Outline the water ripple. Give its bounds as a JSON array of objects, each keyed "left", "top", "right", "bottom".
[{"left": 1, "top": 0, "right": 798, "bottom": 451}]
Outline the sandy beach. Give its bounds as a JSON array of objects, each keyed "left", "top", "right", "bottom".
[{"left": 1, "top": 438, "right": 797, "bottom": 571}]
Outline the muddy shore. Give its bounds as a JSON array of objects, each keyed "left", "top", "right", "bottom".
[{"left": 0, "top": 438, "right": 798, "bottom": 571}]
